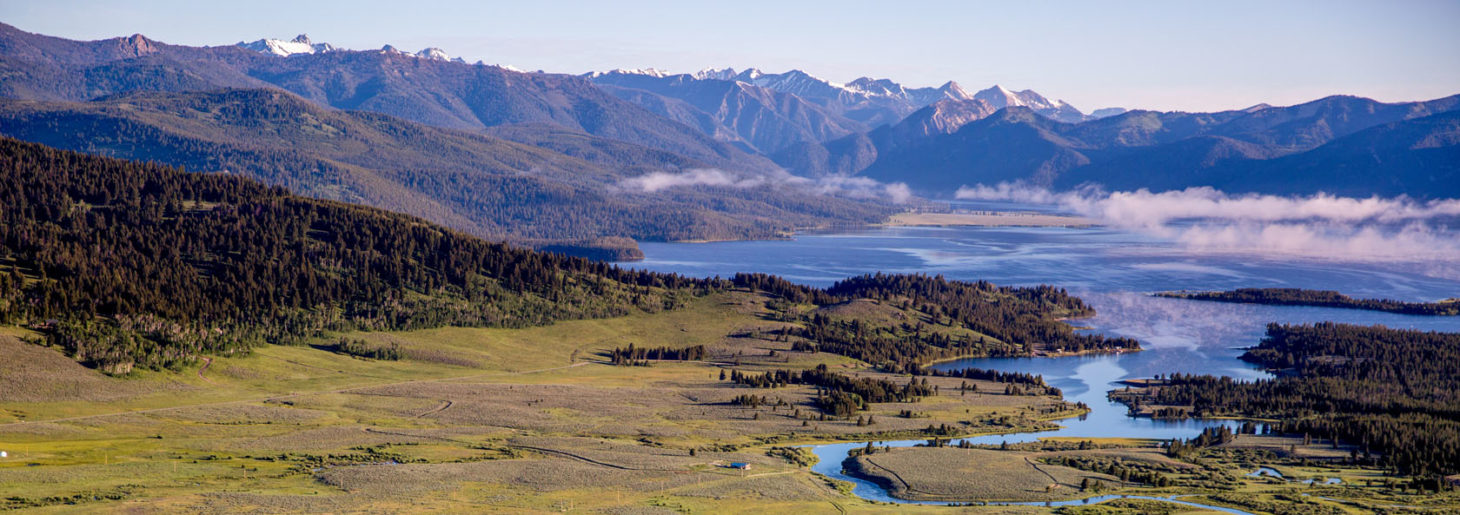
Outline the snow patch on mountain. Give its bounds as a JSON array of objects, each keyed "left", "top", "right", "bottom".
[
  {"left": 694, "top": 67, "right": 737, "bottom": 80},
  {"left": 416, "top": 47, "right": 450, "bottom": 61},
  {"left": 237, "top": 34, "right": 336, "bottom": 57},
  {"left": 240, "top": 35, "right": 469, "bottom": 63},
  {"left": 583, "top": 65, "right": 1120, "bottom": 123}
]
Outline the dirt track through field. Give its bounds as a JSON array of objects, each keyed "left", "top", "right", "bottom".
[
  {"left": 196, "top": 358, "right": 216, "bottom": 385},
  {"left": 0, "top": 361, "right": 592, "bottom": 428},
  {"left": 509, "top": 444, "right": 647, "bottom": 470},
  {"left": 362, "top": 427, "right": 469, "bottom": 443},
  {"left": 414, "top": 400, "right": 453, "bottom": 418},
  {"left": 1024, "top": 456, "right": 1064, "bottom": 486},
  {"left": 859, "top": 455, "right": 914, "bottom": 491}
]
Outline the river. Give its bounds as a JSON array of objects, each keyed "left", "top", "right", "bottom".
[{"left": 622, "top": 210, "right": 1460, "bottom": 508}]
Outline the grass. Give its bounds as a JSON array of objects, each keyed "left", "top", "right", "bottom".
[
  {"left": 0, "top": 291, "right": 1079, "bottom": 512},
  {"left": 849, "top": 447, "right": 1121, "bottom": 502},
  {"left": 4, "top": 290, "right": 1457, "bottom": 512}
]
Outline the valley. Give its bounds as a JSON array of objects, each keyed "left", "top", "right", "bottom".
[
  {"left": 0, "top": 291, "right": 1083, "bottom": 513},
  {"left": 1, "top": 8, "right": 1458, "bottom": 514}
]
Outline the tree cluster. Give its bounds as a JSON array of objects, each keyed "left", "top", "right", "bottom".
[
  {"left": 729, "top": 364, "right": 933, "bottom": 416},
  {"left": 608, "top": 343, "right": 706, "bottom": 365}
]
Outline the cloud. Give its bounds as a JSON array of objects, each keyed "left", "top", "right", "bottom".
[
  {"left": 884, "top": 182, "right": 914, "bottom": 204},
  {"left": 956, "top": 182, "right": 1460, "bottom": 263},
  {"left": 618, "top": 168, "right": 767, "bottom": 192},
  {"left": 619, "top": 169, "right": 915, "bottom": 204}
]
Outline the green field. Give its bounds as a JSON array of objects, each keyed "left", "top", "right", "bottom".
[
  {"left": 4, "top": 292, "right": 1456, "bottom": 513},
  {"left": 0, "top": 292, "right": 1070, "bottom": 513}
]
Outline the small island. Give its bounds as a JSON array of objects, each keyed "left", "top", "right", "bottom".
[{"left": 1156, "top": 287, "right": 1460, "bottom": 316}]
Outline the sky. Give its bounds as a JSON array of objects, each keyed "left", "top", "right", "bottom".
[{"left": 3, "top": 0, "right": 1459, "bottom": 112}]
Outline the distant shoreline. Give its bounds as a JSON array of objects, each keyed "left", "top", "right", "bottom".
[
  {"left": 881, "top": 211, "right": 1098, "bottom": 228},
  {"left": 621, "top": 211, "right": 1097, "bottom": 261}
]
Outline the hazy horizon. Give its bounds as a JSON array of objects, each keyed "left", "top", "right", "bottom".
[{"left": 3, "top": 0, "right": 1459, "bottom": 112}]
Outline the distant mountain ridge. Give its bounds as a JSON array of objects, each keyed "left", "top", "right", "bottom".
[
  {"left": 853, "top": 95, "right": 1460, "bottom": 197},
  {"left": 590, "top": 67, "right": 1113, "bottom": 127},
  {"left": 585, "top": 67, "right": 1118, "bottom": 167}
]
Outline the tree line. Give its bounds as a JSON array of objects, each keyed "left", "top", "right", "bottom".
[
  {"left": 728, "top": 364, "right": 934, "bottom": 416},
  {"left": 1159, "top": 288, "right": 1460, "bottom": 316},
  {"left": 608, "top": 344, "right": 706, "bottom": 365}
]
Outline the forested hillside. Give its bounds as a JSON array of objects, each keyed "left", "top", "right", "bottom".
[
  {"left": 0, "top": 138, "right": 715, "bottom": 373},
  {"left": 0, "top": 90, "right": 894, "bottom": 244},
  {"left": 0, "top": 139, "right": 1120, "bottom": 377}
]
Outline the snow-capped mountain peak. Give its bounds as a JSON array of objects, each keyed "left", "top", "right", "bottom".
[
  {"left": 693, "top": 67, "right": 737, "bottom": 80},
  {"left": 735, "top": 68, "right": 765, "bottom": 81},
  {"left": 974, "top": 85, "right": 1024, "bottom": 109},
  {"left": 741, "top": 69, "right": 852, "bottom": 100},
  {"left": 938, "top": 81, "right": 970, "bottom": 100},
  {"left": 237, "top": 34, "right": 336, "bottom": 57},
  {"left": 589, "top": 67, "right": 671, "bottom": 78},
  {"left": 376, "top": 44, "right": 460, "bottom": 62},
  {"left": 625, "top": 67, "right": 666, "bottom": 77},
  {"left": 846, "top": 77, "right": 907, "bottom": 97},
  {"left": 416, "top": 47, "right": 451, "bottom": 61}
]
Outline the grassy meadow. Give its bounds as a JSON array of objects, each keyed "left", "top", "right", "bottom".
[
  {"left": 0, "top": 291, "right": 1069, "bottom": 513},
  {"left": 3, "top": 291, "right": 1456, "bottom": 513}
]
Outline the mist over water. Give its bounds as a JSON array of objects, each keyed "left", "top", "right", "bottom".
[
  {"left": 628, "top": 208, "right": 1460, "bottom": 384},
  {"left": 956, "top": 185, "right": 1460, "bottom": 268}
]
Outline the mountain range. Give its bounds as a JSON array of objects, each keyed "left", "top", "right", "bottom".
[
  {"left": 0, "top": 21, "right": 1457, "bottom": 252},
  {"left": 585, "top": 68, "right": 1109, "bottom": 156},
  {"left": 0, "top": 23, "right": 897, "bottom": 253},
  {"left": 0, "top": 88, "right": 892, "bottom": 248},
  {"left": 833, "top": 94, "right": 1460, "bottom": 197},
  {"left": 0, "top": 23, "right": 776, "bottom": 173}
]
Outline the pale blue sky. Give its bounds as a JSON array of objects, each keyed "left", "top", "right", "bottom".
[{"left": 3, "top": 0, "right": 1458, "bottom": 112}]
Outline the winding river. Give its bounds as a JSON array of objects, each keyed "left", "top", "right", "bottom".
[{"left": 623, "top": 208, "right": 1460, "bottom": 508}]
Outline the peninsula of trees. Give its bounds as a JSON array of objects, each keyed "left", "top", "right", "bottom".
[
  {"left": 1111, "top": 322, "right": 1460, "bottom": 480},
  {"left": 1157, "top": 288, "right": 1460, "bottom": 316}
]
